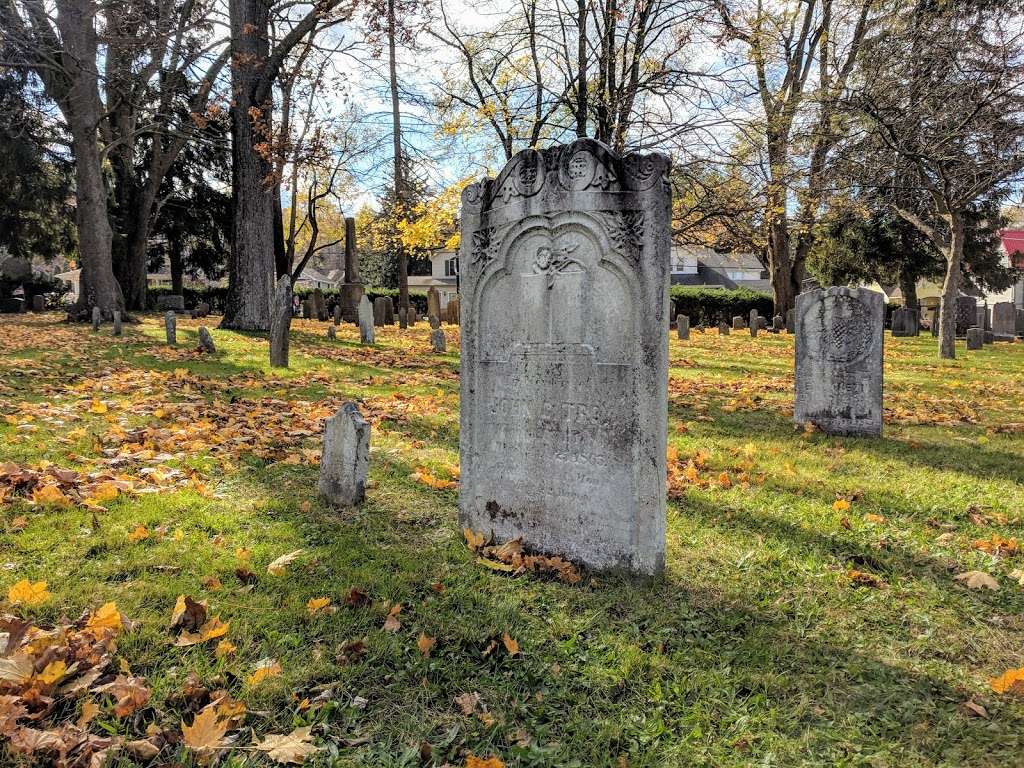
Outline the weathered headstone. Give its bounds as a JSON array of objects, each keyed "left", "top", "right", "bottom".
[
  {"left": 732, "top": 315, "right": 744, "bottom": 330},
  {"left": 157, "top": 294, "right": 185, "bottom": 311},
  {"left": 955, "top": 296, "right": 976, "bottom": 336},
  {"left": 373, "top": 296, "right": 389, "bottom": 327},
  {"left": 458, "top": 139, "right": 670, "bottom": 574},
  {"left": 719, "top": 321, "right": 730, "bottom": 336},
  {"left": 318, "top": 402, "right": 370, "bottom": 507},
  {"left": 193, "top": 301, "right": 210, "bottom": 318},
  {"left": 165, "top": 311, "right": 176, "bottom": 345},
  {"left": 429, "top": 313, "right": 440, "bottom": 330},
  {"left": 339, "top": 217, "right": 365, "bottom": 322},
  {"left": 430, "top": 328, "right": 447, "bottom": 352},
  {"left": 749, "top": 309, "right": 758, "bottom": 337},
  {"left": 358, "top": 296, "right": 374, "bottom": 344},
  {"left": 676, "top": 314, "right": 689, "bottom": 340},
  {"left": 92, "top": 306, "right": 101, "bottom": 331},
  {"left": 269, "top": 274, "right": 292, "bottom": 368},
  {"left": 398, "top": 307, "right": 407, "bottom": 329},
  {"left": 1017, "top": 308, "right": 1024, "bottom": 337},
  {"left": 785, "top": 308, "right": 795, "bottom": 334},
  {"left": 326, "top": 325, "right": 336, "bottom": 340},
  {"left": 794, "top": 286, "right": 883, "bottom": 437},
  {"left": 930, "top": 307, "right": 940, "bottom": 337},
  {"left": 383, "top": 298, "right": 395, "bottom": 325},
  {"left": 984, "top": 329, "right": 994, "bottom": 345},
  {"left": 757, "top": 316, "right": 767, "bottom": 330},
  {"left": 892, "top": 307, "right": 917, "bottom": 337},
  {"left": 992, "top": 302, "right": 1016, "bottom": 339},
  {"left": 409, "top": 307, "right": 418, "bottom": 325},
  {"left": 312, "top": 288, "right": 327, "bottom": 321},
  {"left": 112, "top": 310, "right": 122, "bottom": 336},
  {"left": 302, "top": 298, "right": 315, "bottom": 320},
  {"left": 333, "top": 304, "right": 342, "bottom": 325},
  {"left": 772, "top": 315, "right": 784, "bottom": 332},
  {"left": 966, "top": 327, "right": 984, "bottom": 350},
  {"left": 447, "top": 297, "right": 461, "bottom": 325},
  {"left": 427, "top": 287, "right": 441, "bottom": 321},
  {"left": 198, "top": 326, "right": 216, "bottom": 353},
  {"left": 31, "top": 295, "right": 45, "bottom": 312}
]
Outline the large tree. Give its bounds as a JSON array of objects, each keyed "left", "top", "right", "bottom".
[{"left": 851, "top": 0, "right": 1024, "bottom": 358}]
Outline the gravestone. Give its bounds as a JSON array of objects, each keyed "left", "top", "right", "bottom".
[
  {"left": 447, "top": 298, "right": 461, "bottom": 325},
  {"left": 91, "top": 306, "right": 101, "bottom": 331},
  {"left": 31, "top": 295, "right": 44, "bottom": 312},
  {"left": 165, "top": 311, "right": 176, "bottom": 345},
  {"left": 427, "top": 287, "right": 441, "bottom": 321},
  {"left": 772, "top": 315, "right": 784, "bottom": 332},
  {"left": 794, "top": 286, "right": 883, "bottom": 437},
  {"left": 318, "top": 402, "right": 370, "bottom": 507},
  {"left": 955, "top": 296, "right": 976, "bottom": 336},
  {"left": 984, "top": 330, "right": 994, "bottom": 345},
  {"left": 992, "top": 302, "right": 1016, "bottom": 339},
  {"left": 0, "top": 298, "right": 25, "bottom": 313},
  {"left": 373, "top": 296, "right": 389, "bottom": 327},
  {"left": 269, "top": 274, "right": 292, "bottom": 368},
  {"left": 157, "top": 295, "right": 185, "bottom": 311},
  {"left": 383, "top": 298, "right": 395, "bottom": 325},
  {"left": 1017, "top": 308, "right": 1024, "bottom": 337},
  {"left": 429, "top": 313, "right": 441, "bottom": 330},
  {"left": 749, "top": 309, "right": 758, "bottom": 337},
  {"left": 326, "top": 325, "right": 336, "bottom": 340},
  {"left": 966, "top": 327, "right": 984, "bottom": 350},
  {"left": 358, "top": 296, "right": 374, "bottom": 344},
  {"left": 458, "top": 139, "right": 670, "bottom": 574},
  {"left": 732, "top": 315, "right": 744, "bottom": 330},
  {"left": 409, "top": 307, "right": 418, "bottom": 325},
  {"left": 930, "top": 307, "right": 940, "bottom": 337},
  {"left": 892, "top": 307, "right": 918, "bottom": 337},
  {"left": 430, "top": 328, "right": 447, "bottom": 352},
  {"left": 785, "top": 308, "right": 795, "bottom": 334},
  {"left": 112, "top": 310, "right": 122, "bottom": 336},
  {"left": 758, "top": 316, "right": 767, "bottom": 330},
  {"left": 399, "top": 307, "right": 407, "bottom": 329},
  {"left": 193, "top": 301, "right": 210, "bottom": 318},
  {"left": 198, "top": 326, "right": 216, "bottom": 353},
  {"left": 339, "top": 217, "right": 364, "bottom": 322},
  {"left": 312, "top": 288, "right": 327, "bottom": 321},
  {"left": 718, "top": 321, "right": 730, "bottom": 336},
  {"left": 976, "top": 306, "right": 986, "bottom": 332},
  {"left": 301, "top": 298, "right": 314, "bottom": 320},
  {"left": 333, "top": 304, "right": 342, "bottom": 325},
  {"left": 676, "top": 314, "right": 689, "bottom": 340}
]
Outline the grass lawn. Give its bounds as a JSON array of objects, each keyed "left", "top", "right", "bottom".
[{"left": 1, "top": 312, "right": 1023, "bottom": 767}]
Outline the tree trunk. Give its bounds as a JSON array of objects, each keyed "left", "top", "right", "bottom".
[
  {"left": 766, "top": 189, "right": 795, "bottom": 315},
  {"left": 57, "top": 0, "right": 124, "bottom": 321},
  {"left": 899, "top": 271, "right": 918, "bottom": 310},
  {"left": 575, "top": 0, "right": 587, "bottom": 137},
  {"left": 169, "top": 241, "right": 184, "bottom": 295},
  {"left": 222, "top": 0, "right": 275, "bottom": 330},
  {"left": 388, "top": 0, "right": 408, "bottom": 313},
  {"left": 938, "top": 214, "right": 964, "bottom": 360}
]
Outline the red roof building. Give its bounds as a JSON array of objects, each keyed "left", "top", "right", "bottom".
[{"left": 1001, "top": 230, "right": 1024, "bottom": 270}]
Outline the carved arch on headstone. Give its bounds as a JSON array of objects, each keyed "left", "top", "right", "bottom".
[{"left": 471, "top": 211, "right": 640, "bottom": 366}]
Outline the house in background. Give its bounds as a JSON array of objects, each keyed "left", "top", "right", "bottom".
[
  {"left": 409, "top": 249, "right": 459, "bottom": 309},
  {"left": 670, "top": 245, "right": 771, "bottom": 292},
  {"left": 293, "top": 266, "right": 338, "bottom": 292},
  {"left": 1002, "top": 230, "right": 1024, "bottom": 307}
]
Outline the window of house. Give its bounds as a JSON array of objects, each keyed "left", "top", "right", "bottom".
[{"left": 444, "top": 257, "right": 459, "bottom": 277}]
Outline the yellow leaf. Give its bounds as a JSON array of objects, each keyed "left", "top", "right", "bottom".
[
  {"left": 215, "top": 639, "right": 237, "bottom": 658},
  {"left": 501, "top": 632, "right": 519, "bottom": 656},
  {"left": 77, "top": 700, "right": 100, "bottom": 728},
  {"left": 176, "top": 616, "right": 230, "bottom": 646},
  {"left": 32, "top": 484, "right": 70, "bottom": 507},
  {"left": 864, "top": 513, "right": 886, "bottom": 524},
  {"left": 417, "top": 633, "right": 437, "bottom": 657},
  {"left": 89, "top": 399, "right": 108, "bottom": 414},
  {"left": 36, "top": 660, "right": 67, "bottom": 685},
  {"left": 832, "top": 499, "right": 850, "bottom": 512},
  {"left": 128, "top": 525, "right": 150, "bottom": 542},
  {"left": 990, "top": 667, "right": 1024, "bottom": 695},
  {"left": 463, "top": 528, "right": 485, "bottom": 551},
  {"left": 86, "top": 602, "right": 124, "bottom": 635},
  {"left": 0, "top": 654, "right": 33, "bottom": 683},
  {"left": 717, "top": 472, "right": 731, "bottom": 489},
  {"left": 254, "top": 726, "right": 321, "bottom": 764},
  {"left": 248, "top": 658, "right": 283, "bottom": 686},
  {"left": 306, "top": 597, "right": 331, "bottom": 615},
  {"left": 267, "top": 549, "right": 304, "bottom": 576},
  {"left": 90, "top": 482, "right": 119, "bottom": 502},
  {"left": 7, "top": 579, "right": 50, "bottom": 606},
  {"left": 465, "top": 754, "right": 506, "bottom": 768},
  {"left": 10, "top": 516, "right": 28, "bottom": 531},
  {"left": 182, "top": 703, "right": 230, "bottom": 753}
]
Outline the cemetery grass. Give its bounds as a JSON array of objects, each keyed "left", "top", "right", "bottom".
[{"left": 2, "top": 315, "right": 1024, "bottom": 768}]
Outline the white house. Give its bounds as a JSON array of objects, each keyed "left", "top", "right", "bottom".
[
  {"left": 293, "top": 266, "right": 338, "bottom": 292},
  {"left": 409, "top": 249, "right": 459, "bottom": 309},
  {"left": 670, "top": 245, "right": 771, "bottom": 292}
]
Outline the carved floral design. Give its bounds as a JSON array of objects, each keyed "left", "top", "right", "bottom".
[
  {"left": 471, "top": 226, "right": 499, "bottom": 268},
  {"left": 532, "top": 244, "right": 580, "bottom": 288},
  {"left": 594, "top": 210, "right": 645, "bottom": 262}
]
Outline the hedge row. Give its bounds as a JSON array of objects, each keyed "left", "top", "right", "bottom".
[
  {"left": 147, "top": 285, "right": 430, "bottom": 315},
  {"left": 670, "top": 286, "right": 774, "bottom": 325}
]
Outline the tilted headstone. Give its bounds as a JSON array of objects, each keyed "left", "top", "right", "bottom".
[
  {"left": 383, "top": 298, "right": 395, "bottom": 325},
  {"left": 718, "top": 321, "right": 730, "bottom": 336},
  {"left": 676, "top": 314, "right": 689, "bottom": 340},
  {"left": 955, "top": 296, "right": 976, "bottom": 336},
  {"left": 193, "top": 301, "right": 210, "bottom": 318},
  {"left": 732, "top": 315, "right": 744, "bottom": 330},
  {"left": 92, "top": 306, "right": 101, "bottom": 331},
  {"left": 794, "top": 286, "right": 883, "bottom": 437},
  {"left": 333, "top": 304, "right": 342, "bottom": 325},
  {"left": 426, "top": 287, "right": 441, "bottom": 320},
  {"left": 447, "top": 297, "right": 461, "bottom": 325},
  {"left": 318, "top": 402, "right": 370, "bottom": 507},
  {"left": 198, "top": 326, "right": 216, "bottom": 353},
  {"left": 112, "top": 310, "right": 122, "bottom": 336},
  {"left": 302, "top": 298, "right": 316, "bottom": 320},
  {"left": 372, "top": 296, "right": 389, "bottom": 327},
  {"left": 458, "top": 139, "right": 670, "bottom": 574},
  {"left": 31, "top": 295, "right": 45, "bottom": 312},
  {"left": 269, "top": 274, "right": 292, "bottom": 368},
  {"left": 785, "top": 308, "right": 795, "bottom": 334},
  {"left": 749, "top": 309, "right": 758, "bottom": 337},
  {"left": 966, "top": 327, "right": 984, "bottom": 350},
  {"left": 165, "top": 311, "right": 176, "bottom": 345},
  {"left": 312, "top": 288, "right": 327, "bottom": 321},
  {"left": 772, "top": 315, "right": 784, "bottom": 332},
  {"left": 398, "top": 307, "right": 407, "bottom": 329},
  {"left": 157, "top": 294, "right": 185, "bottom": 311},
  {"left": 358, "top": 295, "right": 374, "bottom": 344},
  {"left": 992, "top": 302, "right": 1016, "bottom": 339},
  {"left": 326, "top": 325, "right": 336, "bottom": 340},
  {"left": 428, "top": 313, "right": 440, "bottom": 330},
  {"left": 430, "top": 328, "right": 447, "bottom": 352}
]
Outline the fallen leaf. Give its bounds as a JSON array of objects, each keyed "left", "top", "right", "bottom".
[
  {"left": 454, "top": 691, "right": 480, "bottom": 715},
  {"left": 175, "top": 616, "right": 230, "bottom": 646},
  {"left": 306, "top": 597, "right": 331, "bottom": 615},
  {"left": 182, "top": 703, "right": 230, "bottom": 754},
  {"left": 96, "top": 675, "right": 151, "bottom": 717},
  {"left": 7, "top": 579, "right": 50, "bottom": 606},
  {"left": 77, "top": 700, "right": 100, "bottom": 729},
  {"left": 85, "top": 602, "right": 124, "bottom": 635},
  {"left": 417, "top": 633, "right": 436, "bottom": 657},
  {"left": 248, "top": 657, "right": 282, "bottom": 686},
  {"left": 990, "top": 667, "right": 1024, "bottom": 695},
  {"left": 383, "top": 603, "right": 402, "bottom": 633},
  {"left": 128, "top": 525, "right": 150, "bottom": 542},
  {"left": 501, "top": 633, "right": 519, "bottom": 656},
  {"left": 267, "top": 549, "right": 304, "bottom": 576},
  {"left": 954, "top": 571, "right": 999, "bottom": 590},
  {"left": 254, "top": 725, "right": 321, "bottom": 764},
  {"left": 31, "top": 484, "right": 70, "bottom": 507},
  {"left": 833, "top": 499, "right": 850, "bottom": 512},
  {"left": 463, "top": 528, "right": 485, "bottom": 550},
  {"left": 215, "top": 639, "right": 237, "bottom": 658},
  {"left": 170, "top": 594, "right": 208, "bottom": 631}
]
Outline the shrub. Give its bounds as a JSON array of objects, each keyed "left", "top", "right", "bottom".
[
  {"left": 147, "top": 286, "right": 230, "bottom": 312},
  {"left": 669, "top": 286, "right": 774, "bottom": 325}
]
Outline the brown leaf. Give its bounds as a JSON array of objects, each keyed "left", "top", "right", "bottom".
[
  {"left": 95, "top": 675, "right": 150, "bottom": 718},
  {"left": 170, "top": 595, "right": 208, "bottom": 632},
  {"left": 501, "top": 633, "right": 520, "bottom": 656},
  {"left": 417, "top": 633, "right": 436, "bottom": 657},
  {"left": 344, "top": 587, "right": 370, "bottom": 608},
  {"left": 454, "top": 691, "right": 480, "bottom": 715},
  {"left": 382, "top": 604, "right": 402, "bottom": 633},
  {"left": 254, "top": 726, "right": 321, "bottom": 764},
  {"left": 182, "top": 703, "right": 230, "bottom": 753}
]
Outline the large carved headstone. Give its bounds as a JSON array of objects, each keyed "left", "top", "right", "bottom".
[
  {"left": 794, "top": 287, "right": 883, "bottom": 437},
  {"left": 458, "top": 139, "right": 670, "bottom": 574},
  {"left": 992, "top": 302, "right": 1016, "bottom": 339},
  {"left": 955, "top": 296, "right": 977, "bottom": 337}
]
